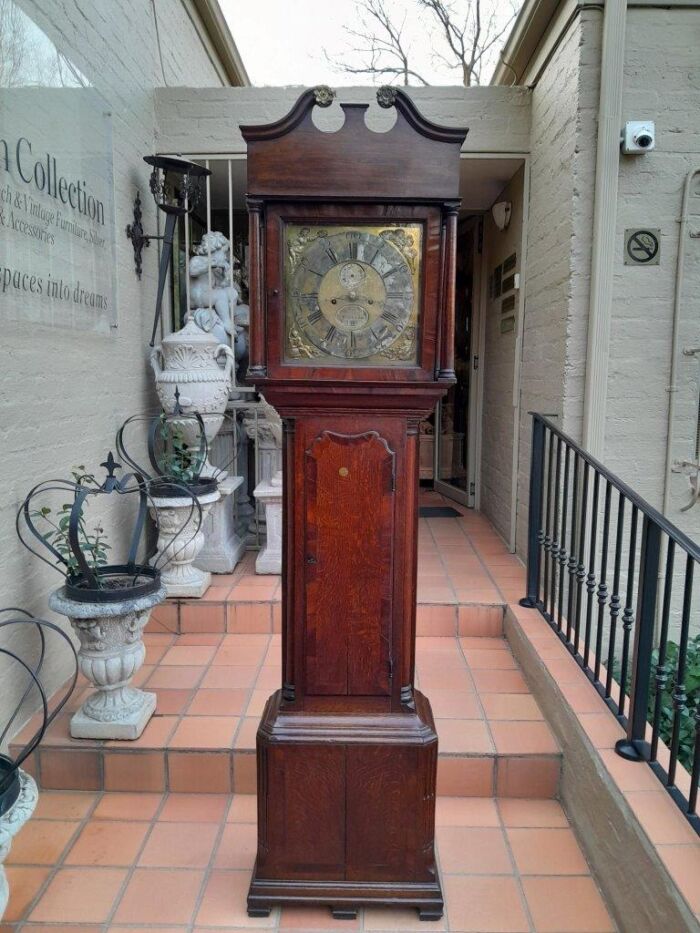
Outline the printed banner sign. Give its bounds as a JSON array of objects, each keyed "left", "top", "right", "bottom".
[{"left": 0, "top": 87, "right": 116, "bottom": 332}]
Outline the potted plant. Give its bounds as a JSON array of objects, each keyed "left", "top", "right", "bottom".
[
  {"left": 116, "top": 398, "right": 229, "bottom": 597},
  {"left": 17, "top": 456, "right": 166, "bottom": 740},
  {"left": 0, "top": 609, "right": 77, "bottom": 918}
]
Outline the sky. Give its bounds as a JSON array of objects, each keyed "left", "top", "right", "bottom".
[{"left": 221, "top": 0, "right": 519, "bottom": 88}]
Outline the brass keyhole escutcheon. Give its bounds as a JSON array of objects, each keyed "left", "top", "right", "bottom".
[{"left": 339, "top": 467, "right": 349, "bottom": 477}]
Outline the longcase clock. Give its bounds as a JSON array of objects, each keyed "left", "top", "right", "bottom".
[{"left": 241, "top": 86, "right": 467, "bottom": 921}]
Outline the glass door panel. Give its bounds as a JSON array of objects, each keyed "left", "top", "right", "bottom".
[{"left": 435, "top": 220, "right": 477, "bottom": 506}]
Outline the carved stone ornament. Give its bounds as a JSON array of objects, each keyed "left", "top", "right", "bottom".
[
  {"left": 48, "top": 586, "right": 167, "bottom": 740},
  {"left": 313, "top": 85, "right": 336, "bottom": 108},
  {"left": 0, "top": 769, "right": 38, "bottom": 920},
  {"left": 243, "top": 396, "right": 283, "bottom": 448},
  {"left": 376, "top": 85, "right": 398, "bottom": 108}
]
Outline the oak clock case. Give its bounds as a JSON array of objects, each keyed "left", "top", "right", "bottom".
[{"left": 241, "top": 86, "right": 467, "bottom": 922}]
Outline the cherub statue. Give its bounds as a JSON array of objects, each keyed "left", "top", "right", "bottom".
[
  {"left": 188, "top": 231, "right": 240, "bottom": 340},
  {"left": 186, "top": 232, "right": 250, "bottom": 381}
]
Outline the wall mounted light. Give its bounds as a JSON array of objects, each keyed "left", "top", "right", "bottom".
[
  {"left": 126, "top": 155, "right": 211, "bottom": 346},
  {"left": 492, "top": 201, "right": 512, "bottom": 231}
]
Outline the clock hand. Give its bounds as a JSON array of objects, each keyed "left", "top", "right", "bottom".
[{"left": 329, "top": 293, "right": 375, "bottom": 305}]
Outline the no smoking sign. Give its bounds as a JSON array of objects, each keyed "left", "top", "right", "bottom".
[{"left": 624, "top": 228, "right": 660, "bottom": 265}]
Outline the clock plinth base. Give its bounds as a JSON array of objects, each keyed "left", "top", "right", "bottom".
[
  {"left": 247, "top": 877, "right": 444, "bottom": 920},
  {"left": 247, "top": 689, "right": 443, "bottom": 920}
]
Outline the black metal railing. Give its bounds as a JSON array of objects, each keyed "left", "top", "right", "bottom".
[{"left": 522, "top": 413, "right": 700, "bottom": 834}]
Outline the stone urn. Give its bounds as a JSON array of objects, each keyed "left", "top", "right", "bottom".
[
  {"left": 149, "top": 486, "right": 221, "bottom": 598},
  {"left": 150, "top": 320, "right": 235, "bottom": 479},
  {"left": 49, "top": 584, "right": 166, "bottom": 740},
  {"left": 0, "top": 768, "right": 38, "bottom": 920}
]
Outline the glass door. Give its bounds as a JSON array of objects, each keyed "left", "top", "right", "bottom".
[{"left": 434, "top": 218, "right": 480, "bottom": 507}]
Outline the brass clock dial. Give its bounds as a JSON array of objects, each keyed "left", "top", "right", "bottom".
[{"left": 284, "top": 224, "right": 422, "bottom": 365}]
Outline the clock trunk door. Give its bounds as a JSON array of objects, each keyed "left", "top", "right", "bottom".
[{"left": 304, "top": 430, "right": 395, "bottom": 697}]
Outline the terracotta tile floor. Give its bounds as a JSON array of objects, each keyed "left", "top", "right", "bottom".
[
  {"left": 15, "top": 633, "right": 560, "bottom": 797},
  {"left": 4, "top": 495, "right": 625, "bottom": 929},
  {"left": 4, "top": 791, "right": 616, "bottom": 932},
  {"left": 12, "top": 494, "right": 563, "bottom": 798}
]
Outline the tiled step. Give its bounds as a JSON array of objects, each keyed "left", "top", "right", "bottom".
[
  {"left": 149, "top": 502, "right": 520, "bottom": 638},
  {"left": 152, "top": 593, "right": 507, "bottom": 638},
  {"left": 3, "top": 792, "right": 615, "bottom": 931},
  {"left": 14, "top": 634, "right": 560, "bottom": 798}
]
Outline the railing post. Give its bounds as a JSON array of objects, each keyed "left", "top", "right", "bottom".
[
  {"left": 616, "top": 515, "right": 662, "bottom": 761},
  {"left": 520, "top": 415, "right": 546, "bottom": 609}
]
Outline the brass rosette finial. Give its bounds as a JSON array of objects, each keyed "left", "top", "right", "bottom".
[
  {"left": 376, "top": 86, "right": 398, "bottom": 108},
  {"left": 313, "top": 85, "right": 336, "bottom": 108}
]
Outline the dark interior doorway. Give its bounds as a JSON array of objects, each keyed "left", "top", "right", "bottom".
[{"left": 427, "top": 216, "right": 480, "bottom": 507}]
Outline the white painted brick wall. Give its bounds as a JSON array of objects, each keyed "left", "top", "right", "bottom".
[
  {"left": 0, "top": 0, "right": 227, "bottom": 732},
  {"left": 606, "top": 8, "right": 700, "bottom": 552},
  {"left": 480, "top": 166, "right": 525, "bottom": 543},
  {"left": 514, "top": 13, "right": 599, "bottom": 556},
  {"left": 155, "top": 84, "right": 532, "bottom": 155},
  {"left": 512, "top": 5, "right": 699, "bottom": 600}
]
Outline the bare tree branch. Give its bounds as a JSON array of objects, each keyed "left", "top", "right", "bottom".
[
  {"left": 326, "top": 0, "right": 518, "bottom": 87},
  {"left": 325, "top": 0, "right": 429, "bottom": 86},
  {"left": 0, "top": 0, "right": 27, "bottom": 87},
  {"left": 418, "top": 0, "right": 516, "bottom": 86}
]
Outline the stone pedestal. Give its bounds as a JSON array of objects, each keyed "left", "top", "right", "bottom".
[
  {"left": 197, "top": 475, "right": 246, "bottom": 573},
  {"left": 49, "top": 585, "right": 166, "bottom": 740},
  {"left": 0, "top": 770, "right": 38, "bottom": 921},
  {"left": 243, "top": 397, "right": 283, "bottom": 550},
  {"left": 150, "top": 489, "right": 220, "bottom": 597},
  {"left": 228, "top": 400, "right": 256, "bottom": 543},
  {"left": 254, "top": 471, "right": 282, "bottom": 574}
]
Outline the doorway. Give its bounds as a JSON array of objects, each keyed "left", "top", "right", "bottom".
[{"left": 432, "top": 216, "right": 482, "bottom": 507}]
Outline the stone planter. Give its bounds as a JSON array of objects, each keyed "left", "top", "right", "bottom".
[
  {"left": 49, "top": 585, "right": 166, "bottom": 740},
  {"left": 0, "top": 769, "right": 38, "bottom": 921},
  {"left": 254, "top": 471, "right": 282, "bottom": 574},
  {"left": 150, "top": 320, "right": 235, "bottom": 479},
  {"left": 149, "top": 487, "right": 220, "bottom": 597}
]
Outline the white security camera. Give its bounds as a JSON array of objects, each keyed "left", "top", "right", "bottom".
[{"left": 621, "top": 121, "right": 656, "bottom": 154}]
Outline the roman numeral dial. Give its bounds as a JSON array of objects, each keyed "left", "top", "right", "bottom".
[{"left": 285, "top": 224, "right": 421, "bottom": 364}]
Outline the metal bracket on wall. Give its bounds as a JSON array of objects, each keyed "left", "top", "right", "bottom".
[{"left": 125, "top": 192, "right": 150, "bottom": 279}]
